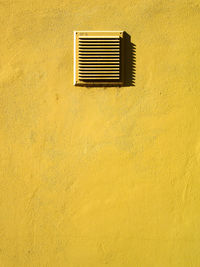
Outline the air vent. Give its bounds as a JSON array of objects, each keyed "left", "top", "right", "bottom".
[{"left": 74, "top": 31, "right": 124, "bottom": 86}]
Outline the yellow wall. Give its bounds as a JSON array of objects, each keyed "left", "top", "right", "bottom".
[{"left": 1, "top": 0, "right": 200, "bottom": 266}]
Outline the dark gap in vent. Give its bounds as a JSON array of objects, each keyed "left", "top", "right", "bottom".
[
  {"left": 79, "top": 41, "right": 120, "bottom": 43},
  {"left": 79, "top": 78, "right": 120, "bottom": 81},
  {"left": 79, "top": 59, "right": 119, "bottom": 61}
]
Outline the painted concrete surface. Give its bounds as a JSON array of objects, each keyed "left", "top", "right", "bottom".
[{"left": 0, "top": 0, "right": 200, "bottom": 266}]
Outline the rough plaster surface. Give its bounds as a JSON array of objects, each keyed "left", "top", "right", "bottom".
[{"left": 0, "top": 0, "right": 200, "bottom": 266}]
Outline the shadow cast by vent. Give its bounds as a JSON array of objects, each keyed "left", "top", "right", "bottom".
[{"left": 123, "top": 32, "right": 136, "bottom": 86}]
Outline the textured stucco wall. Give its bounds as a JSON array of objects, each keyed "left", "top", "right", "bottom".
[{"left": 1, "top": 0, "right": 200, "bottom": 266}]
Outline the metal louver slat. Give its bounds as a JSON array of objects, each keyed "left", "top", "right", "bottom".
[{"left": 80, "top": 77, "right": 119, "bottom": 80}]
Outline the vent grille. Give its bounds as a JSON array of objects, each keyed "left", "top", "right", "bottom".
[{"left": 74, "top": 32, "right": 124, "bottom": 86}]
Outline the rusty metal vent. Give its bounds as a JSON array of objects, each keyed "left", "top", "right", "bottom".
[{"left": 74, "top": 31, "right": 124, "bottom": 86}]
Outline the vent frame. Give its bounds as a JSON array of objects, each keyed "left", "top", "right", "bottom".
[{"left": 74, "top": 31, "right": 124, "bottom": 86}]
